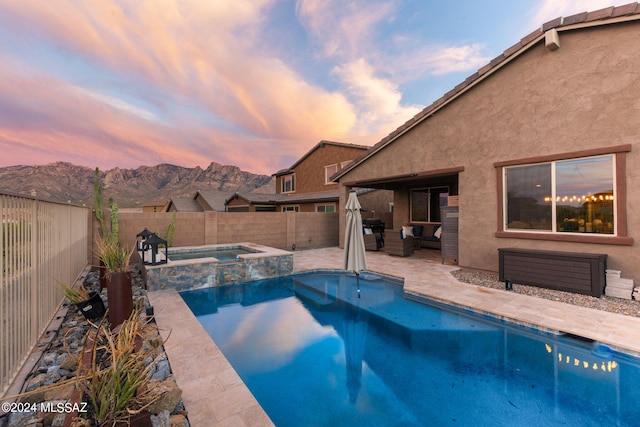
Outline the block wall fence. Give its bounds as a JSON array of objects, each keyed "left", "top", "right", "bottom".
[{"left": 91, "top": 211, "right": 340, "bottom": 263}]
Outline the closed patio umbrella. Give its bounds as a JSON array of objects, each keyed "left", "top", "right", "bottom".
[
  {"left": 344, "top": 191, "right": 367, "bottom": 295},
  {"left": 343, "top": 303, "right": 368, "bottom": 404}
]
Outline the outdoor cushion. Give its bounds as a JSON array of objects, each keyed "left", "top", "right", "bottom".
[
  {"left": 401, "top": 226, "right": 414, "bottom": 238},
  {"left": 414, "top": 224, "right": 440, "bottom": 242},
  {"left": 412, "top": 225, "right": 423, "bottom": 237}
]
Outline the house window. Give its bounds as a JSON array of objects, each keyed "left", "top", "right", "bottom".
[
  {"left": 504, "top": 155, "right": 615, "bottom": 234},
  {"left": 316, "top": 204, "right": 335, "bottom": 213},
  {"left": 340, "top": 160, "right": 352, "bottom": 169},
  {"left": 410, "top": 187, "right": 449, "bottom": 223},
  {"left": 325, "top": 164, "right": 338, "bottom": 184},
  {"left": 282, "top": 205, "right": 299, "bottom": 212},
  {"left": 281, "top": 174, "right": 295, "bottom": 193}
]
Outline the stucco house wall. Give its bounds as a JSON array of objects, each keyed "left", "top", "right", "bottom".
[{"left": 339, "top": 20, "right": 640, "bottom": 283}]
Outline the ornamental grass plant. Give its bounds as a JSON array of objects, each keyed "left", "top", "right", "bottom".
[
  {"left": 80, "top": 309, "right": 160, "bottom": 425},
  {"left": 59, "top": 281, "right": 91, "bottom": 304},
  {"left": 95, "top": 236, "right": 134, "bottom": 277}
]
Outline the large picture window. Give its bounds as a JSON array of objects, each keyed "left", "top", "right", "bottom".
[
  {"left": 504, "top": 155, "right": 615, "bottom": 234},
  {"left": 410, "top": 187, "right": 449, "bottom": 223}
]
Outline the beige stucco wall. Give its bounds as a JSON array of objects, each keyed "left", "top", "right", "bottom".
[{"left": 340, "top": 22, "right": 640, "bottom": 283}]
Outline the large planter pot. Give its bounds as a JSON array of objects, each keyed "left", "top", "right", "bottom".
[
  {"left": 114, "top": 411, "right": 152, "bottom": 427},
  {"left": 106, "top": 271, "right": 133, "bottom": 329},
  {"left": 74, "top": 291, "right": 106, "bottom": 321}
]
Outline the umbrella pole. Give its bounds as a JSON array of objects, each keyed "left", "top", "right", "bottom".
[{"left": 356, "top": 272, "right": 361, "bottom": 298}]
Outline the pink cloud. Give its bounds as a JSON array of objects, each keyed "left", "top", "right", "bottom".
[{"left": 0, "top": 0, "right": 365, "bottom": 174}]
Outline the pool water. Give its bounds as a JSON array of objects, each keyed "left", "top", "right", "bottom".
[
  {"left": 181, "top": 272, "right": 640, "bottom": 426},
  {"left": 167, "top": 246, "right": 258, "bottom": 261}
]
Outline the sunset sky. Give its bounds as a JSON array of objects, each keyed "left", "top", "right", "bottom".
[{"left": 0, "top": 0, "right": 630, "bottom": 175}]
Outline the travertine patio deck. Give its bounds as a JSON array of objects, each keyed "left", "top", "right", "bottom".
[{"left": 148, "top": 247, "right": 640, "bottom": 426}]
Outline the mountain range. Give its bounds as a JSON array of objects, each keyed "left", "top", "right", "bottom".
[{"left": 0, "top": 162, "right": 274, "bottom": 208}]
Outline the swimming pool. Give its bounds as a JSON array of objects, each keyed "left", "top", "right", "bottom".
[{"left": 181, "top": 272, "right": 640, "bottom": 426}]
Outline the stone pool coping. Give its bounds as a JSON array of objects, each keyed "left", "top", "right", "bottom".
[{"left": 148, "top": 288, "right": 274, "bottom": 426}]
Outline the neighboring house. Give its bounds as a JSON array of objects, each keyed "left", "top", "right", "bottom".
[
  {"left": 334, "top": 5, "right": 640, "bottom": 283},
  {"left": 194, "top": 190, "right": 236, "bottom": 211},
  {"left": 274, "top": 140, "right": 370, "bottom": 196},
  {"left": 226, "top": 140, "right": 391, "bottom": 213},
  {"left": 224, "top": 190, "right": 341, "bottom": 212},
  {"left": 164, "top": 190, "right": 235, "bottom": 212},
  {"left": 164, "top": 196, "right": 203, "bottom": 212}
]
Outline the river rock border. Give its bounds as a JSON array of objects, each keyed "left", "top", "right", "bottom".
[{"left": 1, "top": 265, "right": 190, "bottom": 427}]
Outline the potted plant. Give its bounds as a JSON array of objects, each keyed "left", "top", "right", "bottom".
[
  {"left": 59, "top": 281, "right": 105, "bottom": 321},
  {"left": 96, "top": 236, "right": 135, "bottom": 329}
]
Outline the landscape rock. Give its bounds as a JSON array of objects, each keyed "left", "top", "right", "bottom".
[
  {"left": 151, "top": 356, "right": 172, "bottom": 382},
  {"left": 25, "top": 373, "right": 62, "bottom": 392},
  {"left": 147, "top": 378, "right": 183, "bottom": 414},
  {"left": 169, "top": 414, "right": 189, "bottom": 427},
  {"left": 59, "top": 356, "right": 78, "bottom": 372},
  {"left": 150, "top": 410, "right": 171, "bottom": 427}
]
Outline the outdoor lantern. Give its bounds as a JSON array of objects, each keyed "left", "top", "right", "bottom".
[
  {"left": 142, "top": 233, "right": 168, "bottom": 266},
  {"left": 135, "top": 228, "right": 155, "bottom": 252}
]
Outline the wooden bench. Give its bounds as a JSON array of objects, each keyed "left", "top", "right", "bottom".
[{"left": 498, "top": 248, "right": 607, "bottom": 297}]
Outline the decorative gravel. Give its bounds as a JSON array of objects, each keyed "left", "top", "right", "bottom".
[{"left": 451, "top": 269, "right": 640, "bottom": 318}]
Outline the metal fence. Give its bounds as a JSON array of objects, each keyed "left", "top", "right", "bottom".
[{"left": 1, "top": 192, "right": 89, "bottom": 394}]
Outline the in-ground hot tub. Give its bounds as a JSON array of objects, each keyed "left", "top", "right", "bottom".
[
  {"left": 167, "top": 245, "right": 260, "bottom": 262},
  {"left": 144, "top": 243, "right": 293, "bottom": 292}
]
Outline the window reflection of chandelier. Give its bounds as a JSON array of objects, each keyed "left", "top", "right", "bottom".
[
  {"left": 544, "top": 195, "right": 614, "bottom": 203},
  {"left": 545, "top": 343, "right": 618, "bottom": 373}
]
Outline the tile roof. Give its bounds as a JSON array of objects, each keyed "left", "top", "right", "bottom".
[
  {"left": 225, "top": 190, "right": 340, "bottom": 206},
  {"left": 165, "top": 196, "right": 203, "bottom": 212},
  {"left": 333, "top": 2, "right": 640, "bottom": 182},
  {"left": 272, "top": 140, "right": 370, "bottom": 176},
  {"left": 195, "top": 190, "right": 236, "bottom": 211}
]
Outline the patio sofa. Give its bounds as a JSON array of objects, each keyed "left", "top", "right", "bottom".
[{"left": 403, "top": 224, "right": 442, "bottom": 250}]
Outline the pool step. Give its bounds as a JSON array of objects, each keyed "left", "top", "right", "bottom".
[{"left": 292, "top": 282, "right": 337, "bottom": 308}]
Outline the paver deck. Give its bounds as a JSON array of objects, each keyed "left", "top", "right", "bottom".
[{"left": 148, "top": 247, "right": 640, "bottom": 426}]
